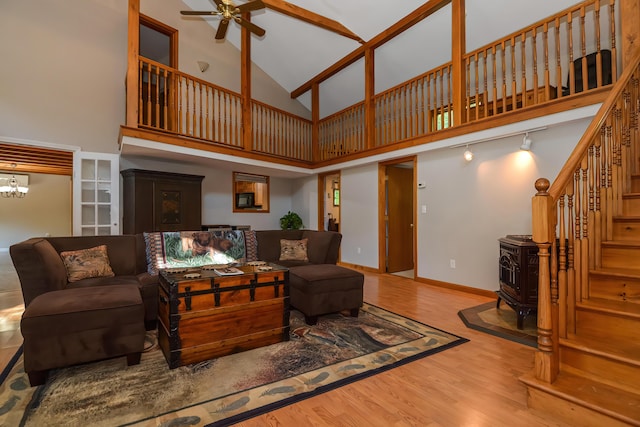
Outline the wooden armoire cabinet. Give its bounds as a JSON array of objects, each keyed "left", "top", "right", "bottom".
[{"left": 121, "top": 169, "right": 204, "bottom": 234}]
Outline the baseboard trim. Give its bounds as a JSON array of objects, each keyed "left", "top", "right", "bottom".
[
  {"left": 337, "top": 262, "right": 380, "bottom": 274},
  {"left": 337, "top": 262, "right": 498, "bottom": 299},
  {"left": 414, "top": 277, "right": 497, "bottom": 298}
]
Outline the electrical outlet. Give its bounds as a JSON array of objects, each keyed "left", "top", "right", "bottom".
[
  {"left": 449, "top": 259, "right": 456, "bottom": 269},
  {"left": 357, "top": 247, "right": 361, "bottom": 254}
]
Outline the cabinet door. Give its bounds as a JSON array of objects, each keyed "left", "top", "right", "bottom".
[{"left": 73, "top": 152, "right": 119, "bottom": 236}]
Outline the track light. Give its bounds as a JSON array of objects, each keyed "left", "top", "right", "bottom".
[
  {"left": 463, "top": 146, "right": 474, "bottom": 162},
  {"left": 520, "top": 133, "right": 532, "bottom": 151}
]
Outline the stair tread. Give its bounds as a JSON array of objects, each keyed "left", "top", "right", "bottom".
[
  {"left": 520, "top": 371, "right": 640, "bottom": 424},
  {"left": 602, "top": 239, "right": 640, "bottom": 248},
  {"left": 562, "top": 334, "right": 640, "bottom": 364},
  {"left": 612, "top": 215, "right": 640, "bottom": 221},
  {"left": 590, "top": 267, "right": 640, "bottom": 278},
  {"left": 578, "top": 298, "right": 640, "bottom": 316}
]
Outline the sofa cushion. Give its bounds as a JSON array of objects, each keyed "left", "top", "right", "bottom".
[
  {"left": 302, "top": 231, "right": 339, "bottom": 264},
  {"left": 255, "top": 230, "right": 304, "bottom": 262},
  {"left": 60, "top": 245, "right": 115, "bottom": 283},
  {"left": 279, "top": 238, "right": 309, "bottom": 262}
]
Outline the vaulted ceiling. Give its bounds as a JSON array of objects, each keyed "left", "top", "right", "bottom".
[{"left": 180, "top": 0, "right": 583, "bottom": 117}]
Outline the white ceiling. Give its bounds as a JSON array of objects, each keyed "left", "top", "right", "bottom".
[{"left": 181, "top": 0, "right": 582, "bottom": 117}]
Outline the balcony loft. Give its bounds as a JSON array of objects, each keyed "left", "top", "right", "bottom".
[{"left": 120, "top": 0, "right": 621, "bottom": 170}]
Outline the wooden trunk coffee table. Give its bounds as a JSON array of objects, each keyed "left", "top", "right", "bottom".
[{"left": 157, "top": 263, "right": 289, "bottom": 369}]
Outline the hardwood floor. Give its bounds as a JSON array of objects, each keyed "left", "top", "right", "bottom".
[{"left": 0, "top": 252, "right": 571, "bottom": 426}]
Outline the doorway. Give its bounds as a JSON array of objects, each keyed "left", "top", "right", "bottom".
[
  {"left": 139, "top": 15, "right": 178, "bottom": 130},
  {"left": 379, "top": 157, "right": 416, "bottom": 277},
  {"left": 317, "top": 171, "right": 340, "bottom": 232}
]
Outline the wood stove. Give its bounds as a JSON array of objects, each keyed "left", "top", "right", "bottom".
[{"left": 497, "top": 235, "right": 538, "bottom": 329}]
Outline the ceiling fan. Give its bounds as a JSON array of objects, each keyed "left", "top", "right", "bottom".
[{"left": 181, "top": 0, "right": 266, "bottom": 40}]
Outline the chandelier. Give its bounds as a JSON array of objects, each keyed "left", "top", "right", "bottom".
[{"left": 0, "top": 173, "right": 29, "bottom": 198}]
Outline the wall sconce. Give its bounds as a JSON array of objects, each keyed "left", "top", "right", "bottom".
[
  {"left": 463, "top": 146, "right": 474, "bottom": 162},
  {"left": 197, "top": 61, "right": 209, "bottom": 73},
  {"left": 0, "top": 173, "right": 29, "bottom": 198},
  {"left": 520, "top": 133, "right": 533, "bottom": 151}
]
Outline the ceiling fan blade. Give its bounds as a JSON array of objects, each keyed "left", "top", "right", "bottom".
[
  {"left": 180, "top": 10, "right": 219, "bottom": 15},
  {"left": 235, "top": 17, "right": 266, "bottom": 37},
  {"left": 236, "top": 0, "right": 265, "bottom": 13},
  {"left": 215, "top": 19, "right": 230, "bottom": 39}
]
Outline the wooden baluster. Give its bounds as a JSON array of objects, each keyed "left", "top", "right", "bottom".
[
  {"left": 594, "top": 130, "right": 603, "bottom": 267},
  {"left": 474, "top": 53, "right": 479, "bottom": 121},
  {"left": 558, "top": 192, "right": 568, "bottom": 338},
  {"left": 555, "top": 18, "right": 563, "bottom": 97},
  {"left": 154, "top": 65, "right": 160, "bottom": 127},
  {"left": 146, "top": 63, "right": 152, "bottom": 126},
  {"left": 163, "top": 69, "right": 169, "bottom": 131},
  {"left": 426, "top": 76, "right": 432, "bottom": 133},
  {"left": 138, "top": 61, "right": 144, "bottom": 125},
  {"left": 492, "top": 46, "right": 498, "bottom": 116},
  {"left": 483, "top": 49, "right": 489, "bottom": 118},
  {"left": 447, "top": 66, "right": 453, "bottom": 126},
  {"left": 420, "top": 78, "right": 425, "bottom": 135},
  {"left": 532, "top": 178, "right": 558, "bottom": 384},
  {"left": 465, "top": 57, "right": 471, "bottom": 123},
  {"left": 609, "top": 0, "right": 617, "bottom": 83},
  {"left": 595, "top": 0, "right": 602, "bottom": 88},
  {"left": 532, "top": 27, "right": 539, "bottom": 102},
  {"left": 566, "top": 182, "right": 576, "bottom": 334},
  {"left": 501, "top": 42, "right": 507, "bottom": 113},
  {"left": 581, "top": 156, "right": 590, "bottom": 301},
  {"left": 543, "top": 23, "right": 550, "bottom": 98},
  {"left": 191, "top": 80, "right": 197, "bottom": 137},
  {"left": 567, "top": 13, "right": 574, "bottom": 97},
  {"left": 520, "top": 33, "right": 527, "bottom": 106},
  {"left": 588, "top": 145, "right": 596, "bottom": 271},
  {"left": 199, "top": 82, "right": 204, "bottom": 138},
  {"left": 573, "top": 168, "right": 582, "bottom": 302},
  {"left": 439, "top": 70, "right": 445, "bottom": 129},
  {"left": 177, "top": 76, "right": 183, "bottom": 135},
  {"left": 580, "top": 6, "right": 588, "bottom": 95},
  {"left": 510, "top": 37, "right": 517, "bottom": 111}
]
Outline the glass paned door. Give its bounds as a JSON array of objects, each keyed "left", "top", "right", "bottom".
[{"left": 73, "top": 152, "right": 119, "bottom": 236}]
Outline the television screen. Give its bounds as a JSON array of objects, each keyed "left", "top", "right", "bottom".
[{"left": 236, "top": 192, "right": 254, "bottom": 208}]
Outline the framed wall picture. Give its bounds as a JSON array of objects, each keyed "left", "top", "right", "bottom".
[{"left": 333, "top": 189, "right": 340, "bottom": 206}]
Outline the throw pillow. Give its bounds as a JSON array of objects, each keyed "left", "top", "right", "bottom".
[
  {"left": 60, "top": 245, "right": 115, "bottom": 283},
  {"left": 279, "top": 238, "right": 309, "bottom": 262}
]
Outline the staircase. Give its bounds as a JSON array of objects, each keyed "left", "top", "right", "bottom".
[{"left": 521, "top": 51, "right": 640, "bottom": 426}]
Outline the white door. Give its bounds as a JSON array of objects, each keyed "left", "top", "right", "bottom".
[{"left": 73, "top": 151, "right": 119, "bottom": 236}]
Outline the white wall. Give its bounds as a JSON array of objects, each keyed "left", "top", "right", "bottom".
[
  {"left": 0, "top": 0, "right": 309, "bottom": 155},
  {"left": 119, "top": 156, "right": 293, "bottom": 230},
  {"left": 340, "top": 163, "right": 380, "bottom": 268},
  {"left": 0, "top": 173, "right": 72, "bottom": 250},
  {"left": 336, "top": 120, "right": 587, "bottom": 291}
]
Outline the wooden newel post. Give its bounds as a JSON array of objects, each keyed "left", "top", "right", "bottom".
[{"left": 531, "top": 178, "right": 558, "bottom": 383}]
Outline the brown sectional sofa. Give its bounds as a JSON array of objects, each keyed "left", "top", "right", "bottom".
[{"left": 10, "top": 229, "right": 364, "bottom": 384}]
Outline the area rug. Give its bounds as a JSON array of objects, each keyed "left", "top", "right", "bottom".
[
  {"left": 458, "top": 301, "right": 537, "bottom": 347},
  {"left": 0, "top": 303, "right": 467, "bottom": 426}
]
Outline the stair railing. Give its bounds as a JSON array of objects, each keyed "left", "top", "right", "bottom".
[{"left": 531, "top": 47, "right": 640, "bottom": 384}]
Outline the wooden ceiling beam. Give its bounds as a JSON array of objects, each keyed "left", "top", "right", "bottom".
[
  {"left": 261, "top": 0, "right": 365, "bottom": 44},
  {"left": 291, "top": 0, "right": 451, "bottom": 98}
]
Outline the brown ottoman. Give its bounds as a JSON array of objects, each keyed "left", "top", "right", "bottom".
[
  {"left": 289, "top": 264, "right": 364, "bottom": 325},
  {"left": 20, "top": 285, "right": 146, "bottom": 386}
]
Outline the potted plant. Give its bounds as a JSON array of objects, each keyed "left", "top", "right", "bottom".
[{"left": 280, "top": 211, "right": 303, "bottom": 230}]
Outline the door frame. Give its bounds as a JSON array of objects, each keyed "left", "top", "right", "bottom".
[{"left": 378, "top": 156, "right": 417, "bottom": 275}]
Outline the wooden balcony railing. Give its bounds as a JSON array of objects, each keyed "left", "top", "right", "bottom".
[
  {"left": 137, "top": 57, "right": 313, "bottom": 161},
  {"left": 317, "top": 0, "right": 617, "bottom": 161},
  {"left": 530, "top": 46, "right": 639, "bottom": 383},
  {"left": 130, "top": 0, "right": 619, "bottom": 165}
]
